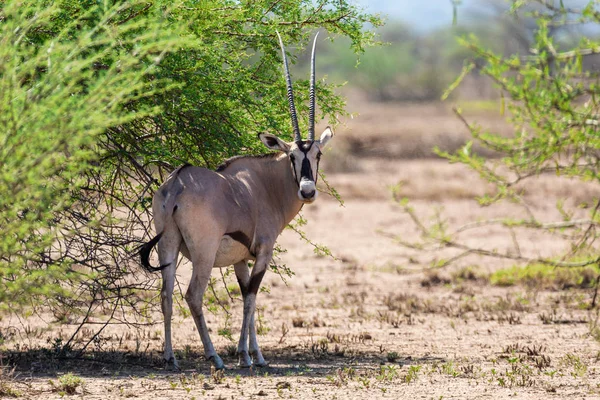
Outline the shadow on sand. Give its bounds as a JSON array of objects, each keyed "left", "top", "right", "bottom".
[{"left": 4, "top": 345, "right": 447, "bottom": 380}]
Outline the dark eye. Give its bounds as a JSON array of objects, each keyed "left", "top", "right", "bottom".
[
  {"left": 289, "top": 154, "right": 295, "bottom": 163},
  {"left": 316, "top": 152, "right": 322, "bottom": 160}
]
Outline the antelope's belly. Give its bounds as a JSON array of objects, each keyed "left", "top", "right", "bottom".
[{"left": 213, "top": 235, "right": 252, "bottom": 267}]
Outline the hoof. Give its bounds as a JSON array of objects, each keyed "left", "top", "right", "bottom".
[
  {"left": 237, "top": 351, "right": 252, "bottom": 368},
  {"left": 164, "top": 357, "right": 180, "bottom": 371},
  {"left": 208, "top": 355, "right": 225, "bottom": 371},
  {"left": 250, "top": 351, "right": 268, "bottom": 368},
  {"left": 253, "top": 361, "right": 269, "bottom": 368}
]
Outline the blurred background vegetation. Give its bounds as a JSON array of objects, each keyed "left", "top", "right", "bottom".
[{"left": 314, "top": 0, "right": 597, "bottom": 102}]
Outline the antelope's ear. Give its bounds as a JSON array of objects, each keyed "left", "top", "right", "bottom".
[
  {"left": 258, "top": 133, "right": 290, "bottom": 152},
  {"left": 318, "top": 126, "right": 334, "bottom": 148}
]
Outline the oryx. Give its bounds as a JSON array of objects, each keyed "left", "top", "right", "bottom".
[{"left": 139, "top": 32, "right": 334, "bottom": 370}]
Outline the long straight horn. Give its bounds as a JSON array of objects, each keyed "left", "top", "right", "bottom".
[
  {"left": 308, "top": 31, "right": 320, "bottom": 141},
  {"left": 276, "top": 31, "right": 301, "bottom": 142}
]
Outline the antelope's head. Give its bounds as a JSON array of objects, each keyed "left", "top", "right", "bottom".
[{"left": 258, "top": 32, "right": 334, "bottom": 204}]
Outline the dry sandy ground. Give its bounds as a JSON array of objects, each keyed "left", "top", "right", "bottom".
[{"left": 2, "top": 101, "right": 600, "bottom": 399}]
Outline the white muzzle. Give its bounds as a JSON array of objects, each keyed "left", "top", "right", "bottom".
[{"left": 298, "top": 179, "right": 317, "bottom": 202}]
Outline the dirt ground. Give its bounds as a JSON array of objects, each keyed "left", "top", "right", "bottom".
[{"left": 2, "top": 99, "right": 600, "bottom": 399}]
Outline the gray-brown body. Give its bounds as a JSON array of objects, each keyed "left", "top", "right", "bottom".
[{"left": 155, "top": 155, "right": 303, "bottom": 268}]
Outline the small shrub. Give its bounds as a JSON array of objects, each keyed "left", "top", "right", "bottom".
[
  {"left": 51, "top": 373, "right": 83, "bottom": 395},
  {"left": 387, "top": 351, "right": 400, "bottom": 362},
  {"left": 404, "top": 365, "right": 421, "bottom": 383},
  {"left": 560, "top": 354, "right": 587, "bottom": 378}
]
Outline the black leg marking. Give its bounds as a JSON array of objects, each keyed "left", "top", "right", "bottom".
[
  {"left": 248, "top": 268, "right": 267, "bottom": 295},
  {"left": 237, "top": 277, "right": 248, "bottom": 298},
  {"left": 226, "top": 231, "right": 254, "bottom": 256}
]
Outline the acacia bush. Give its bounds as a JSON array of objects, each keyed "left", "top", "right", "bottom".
[
  {"left": 0, "top": 0, "right": 186, "bottom": 312},
  {"left": 396, "top": 1, "right": 599, "bottom": 281}
]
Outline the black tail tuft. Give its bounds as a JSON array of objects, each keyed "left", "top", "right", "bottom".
[{"left": 139, "top": 232, "right": 170, "bottom": 272}]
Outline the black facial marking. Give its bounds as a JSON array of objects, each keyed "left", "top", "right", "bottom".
[
  {"left": 300, "top": 155, "right": 314, "bottom": 181},
  {"left": 301, "top": 141, "right": 315, "bottom": 181},
  {"left": 290, "top": 141, "right": 320, "bottom": 187},
  {"left": 248, "top": 268, "right": 267, "bottom": 295},
  {"left": 289, "top": 154, "right": 299, "bottom": 187},
  {"left": 291, "top": 141, "right": 317, "bottom": 184},
  {"left": 315, "top": 157, "right": 321, "bottom": 183},
  {"left": 299, "top": 141, "right": 314, "bottom": 152}
]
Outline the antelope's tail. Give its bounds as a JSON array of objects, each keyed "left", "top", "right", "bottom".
[
  {"left": 139, "top": 164, "right": 191, "bottom": 273},
  {"left": 139, "top": 232, "right": 170, "bottom": 272}
]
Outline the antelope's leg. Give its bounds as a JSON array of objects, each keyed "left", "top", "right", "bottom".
[
  {"left": 249, "top": 310, "right": 267, "bottom": 367},
  {"left": 237, "top": 250, "right": 270, "bottom": 367},
  {"left": 234, "top": 261, "right": 252, "bottom": 367},
  {"left": 157, "top": 231, "right": 181, "bottom": 369},
  {"left": 185, "top": 253, "right": 224, "bottom": 370}
]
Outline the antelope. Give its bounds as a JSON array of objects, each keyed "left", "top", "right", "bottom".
[{"left": 139, "top": 32, "right": 334, "bottom": 370}]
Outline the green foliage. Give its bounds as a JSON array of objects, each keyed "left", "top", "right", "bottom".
[
  {"left": 113, "top": 0, "right": 382, "bottom": 171},
  {"left": 444, "top": 1, "right": 600, "bottom": 264},
  {"left": 403, "top": 365, "right": 420, "bottom": 383},
  {"left": 448, "top": 2, "right": 600, "bottom": 193},
  {"left": 490, "top": 263, "right": 600, "bottom": 290},
  {"left": 0, "top": 0, "right": 185, "bottom": 311},
  {"left": 559, "top": 354, "right": 587, "bottom": 378},
  {"left": 51, "top": 373, "right": 84, "bottom": 395},
  {"left": 317, "top": 7, "right": 532, "bottom": 102}
]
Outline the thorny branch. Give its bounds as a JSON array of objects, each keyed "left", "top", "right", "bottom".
[{"left": 386, "top": 199, "right": 600, "bottom": 269}]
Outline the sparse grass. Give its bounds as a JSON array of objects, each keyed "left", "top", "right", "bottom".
[
  {"left": 383, "top": 293, "right": 437, "bottom": 314},
  {"left": 490, "top": 264, "right": 599, "bottom": 290},
  {"left": 386, "top": 351, "right": 400, "bottom": 362},
  {"left": 438, "top": 361, "right": 460, "bottom": 377},
  {"left": 422, "top": 266, "right": 489, "bottom": 288},
  {"left": 420, "top": 270, "right": 451, "bottom": 287},
  {"left": 403, "top": 365, "right": 420, "bottom": 383},
  {"left": 481, "top": 293, "right": 531, "bottom": 313},
  {"left": 50, "top": 373, "right": 83, "bottom": 395},
  {"left": 0, "top": 366, "right": 21, "bottom": 398},
  {"left": 589, "top": 309, "right": 600, "bottom": 342},
  {"left": 452, "top": 266, "right": 489, "bottom": 283},
  {"left": 559, "top": 354, "right": 587, "bottom": 378},
  {"left": 292, "top": 316, "right": 305, "bottom": 328},
  {"left": 0, "top": 382, "right": 20, "bottom": 398}
]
